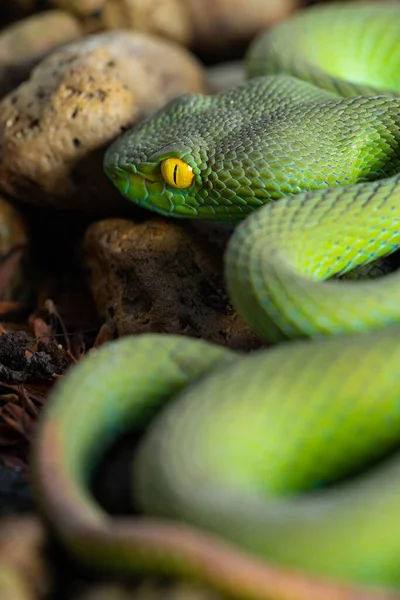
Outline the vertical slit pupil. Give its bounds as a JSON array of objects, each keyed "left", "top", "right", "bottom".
[{"left": 173, "top": 164, "right": 178, "bottom": 185}]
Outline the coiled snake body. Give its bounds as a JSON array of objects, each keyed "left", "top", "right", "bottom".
[{"left": 32, "top": 3, "right": 400, "bottom": 599}]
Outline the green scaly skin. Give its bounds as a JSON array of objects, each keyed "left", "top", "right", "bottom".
[{"left": 32, "top": 3, "right": 400, "bottom": 599}]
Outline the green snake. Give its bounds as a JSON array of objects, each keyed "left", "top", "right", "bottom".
[{"left": 31, "top": 3, "right": 400, "bottom": 599}]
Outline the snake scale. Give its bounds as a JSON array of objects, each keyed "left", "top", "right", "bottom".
[{"left": 31, "top": 3, "right": 400, "bottom": 599}]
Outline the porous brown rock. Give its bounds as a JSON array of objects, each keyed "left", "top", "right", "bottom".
[
  {"left": 0, "top": 10, "right": 83, "bottom": 98},
  {"left": 0, "top": 31, "right": 206, "bottom": 213},
  {"left": 83, "top": 217, "right": 264, "bottom": 350}
]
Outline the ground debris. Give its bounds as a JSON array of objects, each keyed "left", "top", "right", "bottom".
[
  {"left": 0, "top": 330, "right": 65, "bottom": 384},
  {"left": 0, "top": 283, "right": 98, "bottom": 471}
]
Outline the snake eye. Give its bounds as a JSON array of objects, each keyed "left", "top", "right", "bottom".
[{"left": 161, "top": 157, "right": 194, "bottom": 189}]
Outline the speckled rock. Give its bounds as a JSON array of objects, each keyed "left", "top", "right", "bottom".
[
  {"left": 46, "top": 0, "right": 300, "bottom": 56},
  {"left": 0, "top": 31, "right": 206, "bottom": 213},
  {"left": 98, "top": 0, "right": 191, "bottom": 45},
  {"left": 0, "top": 11, "right": 83, "bottom": 98},
  {"left": 46, "top": 0, "right": 191, "bottom": 44},
  {"left": 83, "top": 217, "right": 264, "bottom": 350}
]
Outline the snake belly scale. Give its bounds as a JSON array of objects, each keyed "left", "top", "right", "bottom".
[{"left": 32, "top": 3, "right": 400, "bottom": 600}]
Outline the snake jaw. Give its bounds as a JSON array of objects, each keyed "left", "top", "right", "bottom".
[
  {"left": 103, "top": 157, "right": 196, "bottom": 217},
  {"left": 104, "top": 150, "right": 254, "bottom": 221},
  {"left": 104, "top": 145, "right": 220, "bottom": 219},
  {"left": 103, "top": 161, "right": 131, "bottom": 196},
  {"left": 105, "top": 157, "right": 262, "bottom": 221}
]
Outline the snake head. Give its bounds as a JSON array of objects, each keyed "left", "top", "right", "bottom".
[
  {"left": 104, "top": 74, "right": 366, "bottom": 222},
  {"left": 104, "top": 93, "right": 209, "bottom": 219},
  {"left": 103, "top": 81, "right": 280, "bottom": 222}
]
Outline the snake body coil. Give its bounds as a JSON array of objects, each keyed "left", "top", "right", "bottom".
[{"left": 32, "top": 3, "right": 400, "bottom": 600}]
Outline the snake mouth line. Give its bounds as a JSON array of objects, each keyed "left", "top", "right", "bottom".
[{"left": 104, "top": 162, "right": 243, "bottom": 221}]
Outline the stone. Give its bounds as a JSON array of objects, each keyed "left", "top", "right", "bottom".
[{"left": 83, "top": 217, "right": 264, "bottom": 350}]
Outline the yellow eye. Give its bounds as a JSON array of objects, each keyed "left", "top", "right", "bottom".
[{"left": 161, "top": 157, "right": 194, "bottom": 189}]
